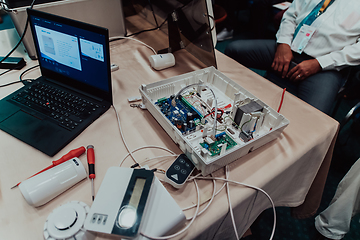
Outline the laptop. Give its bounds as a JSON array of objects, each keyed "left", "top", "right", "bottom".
[{"left": 0, "top": 9, "right": 113, "bottom": 156}]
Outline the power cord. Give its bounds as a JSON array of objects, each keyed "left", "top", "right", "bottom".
[
  {"left": 140, "top": 166, "right": 275, "bottom": 240},
  {"left": 0, "top": 0, "right": 36, "bottom": 65},
  {"left": 0, "top": 64, "right": 39, "bottom": 88},
  {"left": 113, "top": 104, "right": 140, "bottom": 165},
  {"left": 0, "top": 68, "right": 12, "bottom": 77},
  {"left": 125, "top": 18, "right": 168, "bottom": 38},
  {"left": 19, "top": 64, "right": 39, "bottom": 84},
  {"left": 119, "top": 145, "right": 177, "bottom": 167},
  {"left": 226, "top": 165, "right": 239, "bottom": 239},
  {"left": 184, "top": 178, "right": 216, "bottom": 220},
  {"left": 109, "top": 36, "right": 157, "bottom": 55},
  {"left": 112, "top": 104, "right": 177, "bottom": 168},
  {"left": 195, "top": 175, "right": 277, "bottom": 240}
]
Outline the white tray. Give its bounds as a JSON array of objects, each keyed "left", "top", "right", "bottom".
[{"left": 139, "top": 67, "right": 289, "bottom": 175}]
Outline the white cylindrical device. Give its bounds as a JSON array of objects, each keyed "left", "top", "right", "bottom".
[
  {"left": 19, "top": 157, "right": 87, "bottom": 207},
  {"left": 149, "top": 53, "right": 175, "bottom": 70}
]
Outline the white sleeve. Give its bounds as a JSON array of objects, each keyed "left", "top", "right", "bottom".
[
  {"left": 316, "top": 38, "right": 360, "bottom": 71},
  {"left": 276, "top": 0, "right": 303, "bottom": 46}
]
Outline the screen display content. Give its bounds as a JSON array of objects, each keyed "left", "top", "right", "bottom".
[
  {"left": 129, "top": 178, "right": 146, "bottom": 209},
  {"left": 29, "top": 15, "right": 109, "bottom": 91}
]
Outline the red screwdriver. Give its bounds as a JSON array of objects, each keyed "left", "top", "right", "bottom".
[
  {"left": 11, "top": 146, "right": 86, "bottom": 189},
  {"left": 87, "top": 145, "right": 96, "bottom": 201}
]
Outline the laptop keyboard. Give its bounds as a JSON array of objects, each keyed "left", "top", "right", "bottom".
[{"left": 11, "top": 81, "right": 100, "bottom": 130}]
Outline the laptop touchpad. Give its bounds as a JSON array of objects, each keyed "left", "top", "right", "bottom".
[{"left": 1, "top": 110, "right": 55, "bottom": 139}]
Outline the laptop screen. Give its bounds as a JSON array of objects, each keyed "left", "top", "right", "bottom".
[{"left": 28, "top": 10, "right": 110, "bottom": 93}]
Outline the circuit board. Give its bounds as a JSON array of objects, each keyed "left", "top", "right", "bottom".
[
  {"left": 200, "top": 132, "right": 237, "bottom": 156},
  {"left": 156, "top": 96, "right": 202, "bottom": 134}
]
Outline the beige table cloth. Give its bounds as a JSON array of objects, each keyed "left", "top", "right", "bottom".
[{"left": 0, "top": 35, "right": 338, "bottom": 239}]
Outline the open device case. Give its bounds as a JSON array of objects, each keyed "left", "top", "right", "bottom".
[{"left": 140, "top": 67, "right": 290, "bottom": 175}]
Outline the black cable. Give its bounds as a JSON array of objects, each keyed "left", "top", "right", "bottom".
[
  {"left": 0, "top": 0, "right": 36, "bottom": 65},
  {"left": 130, "top": 163, "right": 140, "bottom": 168},
  {"left": 124, "top": 18, "right": 168, "bottom": 38},
  {"left": 0, "top": 68, "right": 13, "bottom": 77},
  {"left": 0, "top": 79, "right": 23, "bottom": 88},
  {"left": 205, "top": 14, "right": 215, "bottom": 31},
  {"left": 147, "top": 0, "right": 159, "bottom": 28},
  {"left": 0, "top": 64, "right": 39, "bottom": 88},
  {"left": 19, "top": 64, "right": 39, "bottom": 85},
  {"left": 124, "top": 26, "right": 159, "bottom": 38}
]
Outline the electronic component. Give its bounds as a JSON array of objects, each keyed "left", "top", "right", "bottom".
[
  {"left": 234, "top": 101, "right": 263, "bottom": 125},
  {"left": 11, "top": 146, "right": 86, "bottom": 189},
  {"left": 84, "top": 167, "right": 186, "bottom": 239},
  {"left": 111, "top": 63, "right": 119, "bottom": 72},
  {"left": 128, "top": 96, "right": 142, "bottom": 102},
  {"left": 200, "top": 132, "right": 237, "bottom": 156},
  {"left": 140, "top": 67, "right": 290, "bottom": 175},
  {"left": 149, "top": 53, "right": 175, "bottom": 70},
  {"left": 239, "top": 131, "right": 253, "bottom": 142},
  {"left": 0, "top": 56, "right": 26, "bottom": 70},
  {"left": 84, "top": 168, "right": 154, "bottom": 238},
  {"left": 44, "top": 201, "right": 95, "bottom": 240},
  {"left": 156, "top": 96, "right": 202, "bottom": 134},
  {"left": 165, "top": 154, "right": 195, "bottom": 189},
  {"left": 19, "top": 158, "right": 87, "bottom": 207}
]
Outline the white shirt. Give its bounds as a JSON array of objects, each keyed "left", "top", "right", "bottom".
[{"left": 276, "top": 0, "right": 360, "bottom": 71}]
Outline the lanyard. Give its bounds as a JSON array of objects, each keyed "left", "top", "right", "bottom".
[
  {"left": 293, "top": 0, "right": 335, "bottom": 39},
  {"left": 319, "top": 0, "right": 332, "bottom": 13}
]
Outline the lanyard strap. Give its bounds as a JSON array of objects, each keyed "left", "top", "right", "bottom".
[
  {"left": 319, "top": 0, "right": 332, "bottom": 13},
  {"left": 293, "top": 0, "right": 335, "bottom": 39}
]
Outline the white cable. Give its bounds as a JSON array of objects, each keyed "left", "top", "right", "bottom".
[
  {"left": 119, "top": 145, "right": 177, "bottom": 167},
  {"left": 195, "top": 176, "right": 277, "bottom": 240},
  {"left": 141, "top": 154, "right": 178, "bottom": 165},
  {"left": 226, "top": 165, "right": 239, "bottom": 240},
  {"left": 183, "top": 174, "right": 226, "bottom": 211},
  {"left": 187, "top": 172, "right": 202, "bottom": 181},
  {"left": 110, "top": 36, "right": 157, "bottom": 55},
  {"left": 185, "top": 179, "right": 216, "bottom": 220},
  {"left": 113, "top": 104, "right": 177, "bottom": 167},
  {"left": 140, "top": 179, "right": 201, "bottom": 240},
  {"left": 113, "top": 105, "right": 139, "bottom": 165},
  {"left": 172, "top": 83, "right": 218, "bottom": 136}
]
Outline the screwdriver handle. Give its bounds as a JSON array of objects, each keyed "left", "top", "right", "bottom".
[
  {"left": 52, "top": 146, "right": 86, "bottom": 166},
  {"left": 87, "top": 145, "right": 95, "bottom": 179}
]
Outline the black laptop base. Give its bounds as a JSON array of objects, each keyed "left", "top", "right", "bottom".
[{"left": 0, "top": 79, "right": 110, "bottom": 156}]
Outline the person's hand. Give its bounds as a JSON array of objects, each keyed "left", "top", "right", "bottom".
[
  {"left": 286, "top": 59, "right": 322, "bottom": 81},
  {"left": 271, "top": 43, "right": 293, "bottom": 78}
]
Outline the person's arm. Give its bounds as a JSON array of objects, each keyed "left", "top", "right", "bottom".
[
  {"left": 276, "top": 0, "right": 302, "bottom": 47},
  {"left": 286, "top": 37, "right": 360, "bottom": 81},
  {"left": 286, "top": 59, "right": 321, "bottom": 81},
  {"left": 316, "top": 39, "right": 360, "bottom": 71},
  {"left": 272, "top": 43, "right": 294, "bottom": 78},
  {"left": 272, "top": 0, "right": 303, "bottom": 77}
]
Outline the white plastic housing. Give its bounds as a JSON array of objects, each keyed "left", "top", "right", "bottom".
[
  {"left": 149, "top": 53, "right": 176, "bottom": 71},
  {"left": 19, "top": 157, "right": 87, "bottom": 207},
  {"left": 139, "top": 67, "right": 290, "bottom": 176},
  {"left": 43, "top": 201, "right": 95, "bottom": 240}
]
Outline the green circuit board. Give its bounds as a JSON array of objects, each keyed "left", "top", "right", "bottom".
[{"left": 200, "top": 133, "right": 237, "bottom": 156}]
